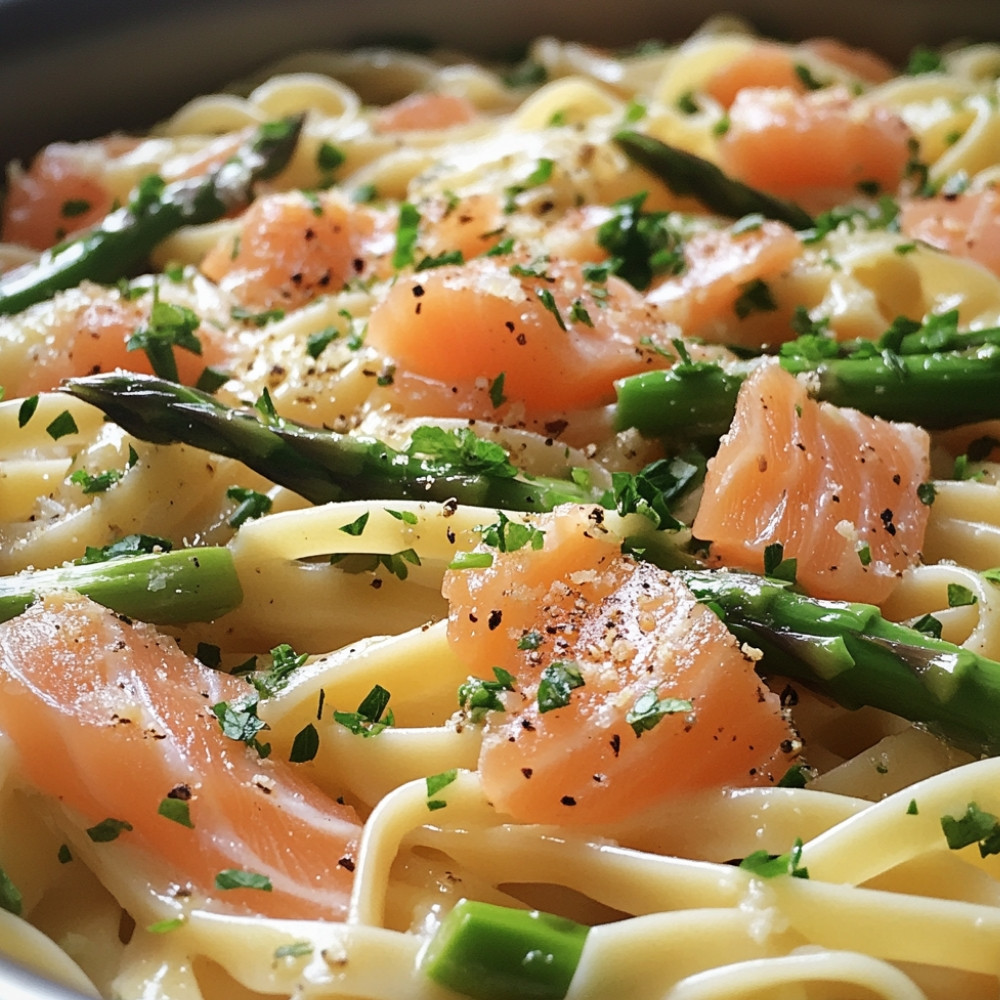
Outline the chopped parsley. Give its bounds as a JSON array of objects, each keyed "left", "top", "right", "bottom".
[
  {"left": 947, "top": 583, "right": 977, "bottom": 608},
  {"left": 676, "top": 91, "right": 699, "bottom": 115},
  {"left": 0, "top": 866, "right": 22, "bottom": 916},
  {"left": 86, "top": 817, "right": 133, "bottom": 843},
  {"left": 536, "top": 287, "right": 566, "bottom": 330},
  {"left": 917, "top": 482, "right": 937, "bottom": 506},
  {"left": 517, "top": 631, "right": 542, "bottom": 650},
  {"left": 147, "top": 917, "right": 185, "bottom": 934},
  {"left": 448, "top": 551, "right": 495, "bottom": 570},
  {"left": 458, "top": 667, "right": 516, "bottom": 723},
  {"left": 738, "top": 838, "right": 810, "bottom": 879},
  {"left": 46, "top": 409, "right": 79, "bottom": 440},
  {"left": 793, "top": 63, "right": 825, "bottom": 90},
  {"left": 625, "top": 690, "right": 693, "bottom": 736},
  {"left": 407, "top": 425, "right": 516, "bottom": 479},
  {"left": 392, "top": 202, "right": 421, "bottom": 270},
  {"left": 289, "top": 723, "right": 320, "bottom": 763},
  {"left": 17, "top": 395, "right": 38, "bottom": 428},
  {"left": 339, "top": 511, "right": 370, "bottom": 536},
  {"left": 317, "top": 140, "right": 346, "bottom": 175},
  {"left": 415, "top": 249, "right": 464, "bottom": 271},
  {"left": 127, "top": 289, "right": 203, "bottom": 382},
  {"left": 611, "top": 452, "right": 705, "bottom": 531},
  {"left": 596, "top": 192, "right": 686, "bottom": 291},
  {"left": 57, "top": 844, "right": 73, "bottom": 864},
  {"left": 503, "top": 157, "right": 554, "bottom": 211},
  {"left": 426, "top": 769, "right": 458, "bottom": 810},
  {"left": 907, "top": 799, "right": 919, "bottom": 815},
  {"left": 857, "top": 544, "right": 872, "bottom": 566},
  {"left": 334, "top": 683, "right": 395, "bottom": 737},
  {"left": 906, "top": 45, "right": 944, "bottom": 75},
  {"left": 763, "top": 542, "right": 798, "bottom": 583},
  {"left": 212, "top": 698, "right": 270, "bottom": 757},
  {"left": 488, "top": 372, "right": 507, "bottom": 408},
  {"left": 537, "top": 660, "right": 585, "bottom": 713},
  {"left": 778, "top": 764, "right": 811, "bottom": 789},
  {"left": 386, "top": 507, "right": 419, "bottom": 525},
  {"left": 306, "top": 325, "right": 341, "bottom": 359},
  {"left": 733, "top": 278, "right": 777, "bottom": 319},
  {"left": 477, "top": 511, "right": 545, "bottom": 553},
  {"left": 60, "top": 197, "right": 92, "bottom": 218},
  {"left": 274, "top": 941, "right": 314, "bottom": 959},
  {"left": 158, "top": 797, "right": 194, "bottom": 829},
  {"left": 215, "top": 869, "right": 273, "bottom": 892},
  {"left": 911, "top": 613, "right": 943, "bottom": 638},
  {"left": 940, "top": 802, "right": 1000, "bottom": 856}
]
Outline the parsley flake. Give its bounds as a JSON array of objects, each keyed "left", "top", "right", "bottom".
[
  {"left": 289, "top": 723, "right": 320, "bottom": 763},
  {"left": 458, "top": 667, "right": 516, "bottom": 723},
  {"left": 215, "top": 869, "right": 273, "bottom": 892},
  {"left": 334, "top": 684, "right": 395, "bottom": 737},
  {"left": 17, "top": 395, "right": 38, "bottom": 428},
  {"left": 46, "top": 410, "right": 79, "bottom": 440},
  {"left": 0, "top": 866, "right": 22, "bottom": 916},
  {"left": 158, "top": 797, "right": 194, "bottom": 828},
  {"left": 275, "top": 941, "right": 314, "bottom": 959},
  {"left": 733, "top": 278, "right": 777, "bottom": 319},
  {"left": 537, "top": 661, "right": 585, "bottom": 713},
  {"left": 488, "top": 372, "right": 507, "bottom": 408},
  {"left": 127, "top": 288, "right": 203, "bottom": 382},
  {"left": 941, "top": 802, "right": 1000, "bottom": 856},
  {"left": 625, "top": 690, "right": 693, "bottom": 736},
  {"left": 339, "top": 511, "right": 370, "bottom": 536},
  {"left": 739, "top": 838, "right": 810, "bottom": 879},
  {"left": 392, "top": 202, "right": 421, "bottom": 270},
  {"left": 86, "top": 817, "right": 133, "bottom": 843},
  {"left": 477, "top": 511, "right": 545, "bottom": 553},
  {"left": 947, "top": 583, "right": 977, "bottom": 608}
]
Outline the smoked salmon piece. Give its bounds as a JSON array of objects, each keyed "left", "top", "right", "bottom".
[
  {"left": 0, "top": 283, "right": 233, "bottom": 397},
  {"left": 900, "top": 188, "right": 1000, "bottom": 279},
  {"left": 717, "top": 87, "right": 913, "bottom": 212},
  {"left": 645, "top": 218, "right": 802, "bottom": 348},
  {"left": 1, "top": 143, "right": 114, "bottom": 251},
  {"left": 200, "top": 190, "right": 396, "bottom": 311},
  {"left": 692, "top": 362, "right": 931, "bottom": 605},
  {"left": 366, "top": 255, "right": 667, "bottom": 419},
  {"left": 443, "top": 508, "right": 795, "bottom": 825},
  {"left": 372, "top": 93, "right": 478, "bottom": 132},
  {"left": 0, "top": 594, "right": 360, "bottom": 920}
]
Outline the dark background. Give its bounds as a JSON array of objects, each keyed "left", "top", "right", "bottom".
[{"left": 1, "top": 0, "right": 997, "bottom": 166}]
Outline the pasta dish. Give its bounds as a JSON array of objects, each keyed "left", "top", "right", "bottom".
[{"left": 3, "top": 16, "right": 1000, "bottom": 999}]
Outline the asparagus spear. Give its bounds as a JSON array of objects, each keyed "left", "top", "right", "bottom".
[
  {"left": 677, "top": 569, "right": 1000, "bottom": 754},
  {"left": 0, "top": 116, "right": 303, "bottom": 317},
  {"left": 421, "top": 899, "right": 589, "bottom": 1000},
  {"left": 0, "top": 546, "right": 242, "bottom": 624},
  {"left": 615, "top": 340, "right": 1000, "bottom": 438},
  {"left": 614, "top": 129, "right": 815, "bottom": 230},
  {"left": 63, "top": 373, "right": 598, "bottom": 512}
]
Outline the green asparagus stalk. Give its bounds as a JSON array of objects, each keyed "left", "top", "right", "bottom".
[
  {"left": 615, "top": 340, "right": 1000, "bottom": 438},
  {"left": 0, "top": 116, "right": 303, "bottom": 316},
  {"left": 421, "top": 899, "right": 589, "bottom": 1000},
  {"left": 677, "top": 569, "right": 1000, "bottom": 754},
  {"left": 614, "top": 129, "right": 814, "bottom": 230},
  {"left": 0, "top": 546, "right": 242, "bottom": 624},
  {"left": 63, "top": 373, "right": 598, "bottom": 512}
]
